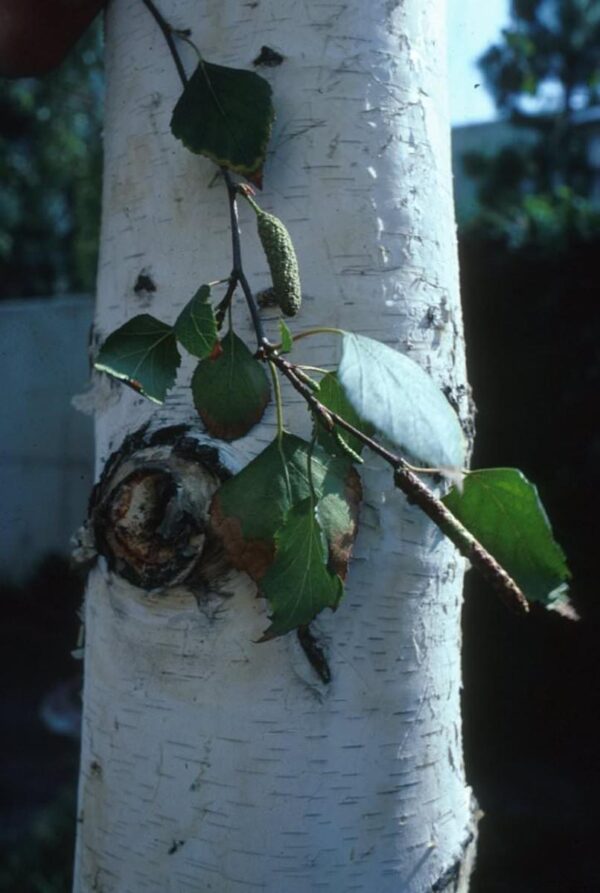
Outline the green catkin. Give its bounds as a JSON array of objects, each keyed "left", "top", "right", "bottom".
[{"left": 245, "top": 195, "right": 302, "bottom": 317}]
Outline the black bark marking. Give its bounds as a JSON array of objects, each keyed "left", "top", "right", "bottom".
[
  {"left": 134, "top": 271, "right": 156, "bottom": 294},
  {"left": 253, "top": 45, "right": 284, "bottom": 67}
]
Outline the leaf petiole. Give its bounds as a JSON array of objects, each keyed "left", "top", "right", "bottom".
[
  {"left": 176, "top": 32, "right": 201, "bottom": 59},
  {"left": 306, "top": 431, "right": 318, "bottom": 507},
  {"left": 296, "top": 364, "right": 330, "bottom": 375},
  {"left": 268, "top": 361, "right": 285, "bottom": 445},
  {"left": 290, "top": 326, "right": 345, "bottom": 344}
]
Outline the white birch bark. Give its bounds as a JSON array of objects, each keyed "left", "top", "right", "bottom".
[{"left": 74, "top": 0, "right": 476, "bottom": 890}]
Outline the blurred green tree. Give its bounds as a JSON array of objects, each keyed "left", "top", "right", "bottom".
[
  {"left": 481, "top": 0, "right": 600, "bottom": 121},
  {"left": 461, "top": 0, "right": 600, "bottom": 239},
  {"left": 0, "top": 22, "right": 103, "bottom": 299},
  {"left": 480, "top": 0, "right": 600, "bottom": 192}
]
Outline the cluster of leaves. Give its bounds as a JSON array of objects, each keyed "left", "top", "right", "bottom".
[
  {"left": 95, "top": 291, "right": 571, "bottom": 636},
  {"left": 0, "top": 21, "right": 103, "bottom": 298},
  {"left": 95, "top": 41, "right": 572, "bottom": 637},
  {"left": 95, "top": 285, "right": 271, "bottom": 434}
]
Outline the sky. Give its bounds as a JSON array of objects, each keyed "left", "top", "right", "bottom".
[{"left": 447, "top": 0, "right": 510, "bottom": 125}]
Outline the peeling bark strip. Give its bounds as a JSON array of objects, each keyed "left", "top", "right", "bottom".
[{"left": 75, "top": 0, "right": 476, "bottom": 889}]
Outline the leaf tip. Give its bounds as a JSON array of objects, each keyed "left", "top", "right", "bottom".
[
  {"left": 546, "top": 584, "right": 579, "bottom": 621},
  {"left": 256, "top": 624, "right": 280, "bottom": 643}
]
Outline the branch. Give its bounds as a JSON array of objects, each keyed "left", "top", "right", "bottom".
[
  {"left": 214, "top": 277, "right": 238, "bottom": 329},
  {"left": 269, "top": 351, "right": 529, "bottom": 615},
  {"left": 142, "top": 1, "right": 267, "bottom": 350},
  {"left": 141, "top": 0, "right": 529, "bottom": 618},
  {"left": 141, "top": 0, "right": 188, "bottom": 87},
  {"left": 223, "top": 171, "right": 267, "bottom": 348}
]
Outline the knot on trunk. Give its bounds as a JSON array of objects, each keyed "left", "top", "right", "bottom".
[{"left": 90, "top": 426, "right": 229, "bottom": 589}]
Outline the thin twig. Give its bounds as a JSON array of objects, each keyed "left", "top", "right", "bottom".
[
  {"left": 223, "top": 171, "right": 243, "bottom": 271},
  {"left": 391, "top": 472, "right": 530, "bottom": 615},
  {"left": 142, "top": 0, "right": 267, "bottom": 350},
  {"left": 287, "top": 364, "right": 320, "bottom": 392},
  {"left": 238, "top": 270, "right": 268, "bottom": 349},
  {"left": 269, "top": 351, "right": 529, "bottom": 615},
  {"left": 271, "top": 353, "right": 394, "bottom": 457},
  {"left": 215, "top": 277, "right": 238, "bottom": 329},
  {"left": 268, "top": 361, "right": 285, "bottom": 444},
  {"left": 297, "top": 364, "right": 330, "bottom": 375},
  {"left": 177, "top": 32, "right": 201, "bottom": 59},
  {"left": 142, "top": 0, "right": 529, "bottom": 618},
  {"left": 290, "top": 326, "right": 344, "bottom": 343},
  {"left": 222, "top": 171, "right": 268, "bottom": 347},
  {"left": 141, "top": 0, "right": 188, "bottom": 87}
]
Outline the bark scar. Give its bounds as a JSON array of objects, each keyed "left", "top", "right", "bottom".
[
  {"left": 134, "top": 270, "right": 156, "bottom": 294},
  {"left": 90, "top": 426, "right": 229, "bottom": 590},
  {"left": 253, "top": 45, "right": 284, "bottom": 67}
]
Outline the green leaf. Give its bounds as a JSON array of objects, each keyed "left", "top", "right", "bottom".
[
  {"left": 443, "top": 468, "right": 571, "bottom": 609},
  {"left": 278, "top": 319, "right": 293, "bottom": 354},
  {"left": 259, "top": 499, "right": 344, "bottom": 639},
  {"left": 316, "top": 371, "right": 372, "bottom": 459},
  {"left": 191, "top": 330, "right": 270, "bottom": 440},
  {"left": 211, "top": 433, "right": 361, "bottom": 583},
  {"left": 337, "top": 332, "right": 466, "bottom": 468},
  {"left": 94, "top": 314, "right": 180, "bottom": 404},
  {"left": 170, "top": 60, "right": 275, "bottom": 186},
  {"left": 174, "top": 285, "right": 218, "bottom": 359}
]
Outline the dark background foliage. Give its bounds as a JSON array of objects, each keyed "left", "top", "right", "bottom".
[
  {"left": 461, "top": 230, "right": 600, "bottom": 892},
  {"left": 458, "top": 6, "right": 600, "bottom": 884},
  {"left": 0, "top": 559, "right": 81, "bottom": 893},
  {"left": 0, "top": 23, "right": 102, "bottom": 299}
]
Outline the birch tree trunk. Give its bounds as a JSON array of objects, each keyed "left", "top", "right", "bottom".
[{"left": 74, "top": 0, "right": 477, "bottom": 890}]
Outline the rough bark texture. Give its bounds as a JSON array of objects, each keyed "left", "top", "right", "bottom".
[{"left": 74, "top": 0, "right": 476, "bottom": 890}]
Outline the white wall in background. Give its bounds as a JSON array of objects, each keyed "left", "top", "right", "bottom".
[{"left": 0, "top": 296, "right": 94, "bottom": 580}]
